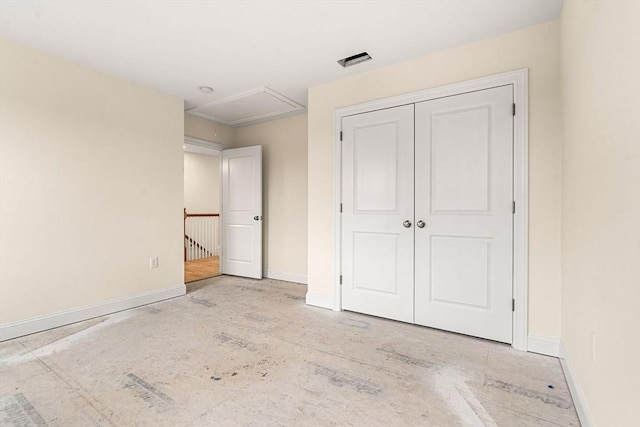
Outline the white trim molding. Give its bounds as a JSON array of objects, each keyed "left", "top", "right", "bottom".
[
  {"left": 0, "top": 284, "right": 186, "bottom": 341},
  {"left": 332, "top": 69, "right": 529, "bottom": 351},
  {"left": 560, "top": 343, "right": 595, "bottom": 427},
  {"left": 527, "top": 334, "right": 561, "bottom": 357},
  {"left": 184, "top": 135, "right": 228, "bottom": 154},
  {"left": 263, "top": 270, "right": 307, "bottom": 285},
  {"left": 305, "top": 292, "right": 334, "bottom": 310}
]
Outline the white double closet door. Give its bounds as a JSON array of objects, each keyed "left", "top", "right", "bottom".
[{"left": 341, "top": 85, "right": 514, "bottom": 343}]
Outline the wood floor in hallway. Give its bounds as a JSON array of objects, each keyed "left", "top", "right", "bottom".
[{"left": 184, "top": 256, "right": 220, "bottom": 283}]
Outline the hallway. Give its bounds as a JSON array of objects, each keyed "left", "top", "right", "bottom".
[{"left": 184, "top": 256, "right": 220, "bottom": 283}]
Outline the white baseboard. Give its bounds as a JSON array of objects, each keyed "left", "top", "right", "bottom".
[
  {"left": 560, "top": 343, "right": 595, "bottom": 427},
  {"left": 527, "top": 334, "right": 561, "bottom": 357},
  {"left": 305, "top": 292, "right": 334, "bottom": 310},
  {"left": 0, "top": 284, "right": 186, "bottom": 342},
  {"left": 263, "top": 270, "right": 307, "bottom": 285}
]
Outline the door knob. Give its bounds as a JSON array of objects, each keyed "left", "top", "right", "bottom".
[
  {"left": 254, "top": 216, "right": 262, "bottom": 221},
  {"left": 417, "top": 220, "right": 426, "bottom": 228},
  {"left": 403, "top": 220, "right": 412, "bottom": 228}
]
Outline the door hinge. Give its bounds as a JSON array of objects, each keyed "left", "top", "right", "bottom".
[
  {"left": 340, "top": 131, "right": 343, "bottom": 141},
  {"left": 512, "top": 201, "right": 516, "bottom": 214},
  {"left": 340, "top": 275, "right": 343, "bottom": 285},
  {"left": 512, "top": 103, "right": 516, "bottom": 116},
  {"left": 340, "top": 203, "right": 343, "bottom": 213},
  {"left": 512, "top": 299, "right": 515, "bottom": 312}
]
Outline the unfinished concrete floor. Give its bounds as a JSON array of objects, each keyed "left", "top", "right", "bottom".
[{"left": 1, "top": 276, "right": 580, "bottom": 426}]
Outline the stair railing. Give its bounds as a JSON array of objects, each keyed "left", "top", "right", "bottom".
[{"left": 184, "top": 209, "right": 220, "bottom": 261}]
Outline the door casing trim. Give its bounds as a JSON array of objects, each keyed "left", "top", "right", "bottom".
[{"left": 332, "top": 69, "right": 529, "bottom": 351}]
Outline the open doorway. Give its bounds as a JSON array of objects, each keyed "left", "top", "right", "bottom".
[{"left": 184, "top": 143, "right": 221, "bottom": 283}]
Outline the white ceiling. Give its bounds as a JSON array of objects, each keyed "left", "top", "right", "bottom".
[{"left": 0, "top": 0, "right": 563, "bottom": 126}]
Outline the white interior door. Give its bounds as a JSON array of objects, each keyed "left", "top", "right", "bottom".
[
  {"left": 341, "top": 105, "right": 415, "bottom": 322},
  {"left": 221, "top": 145, "right": 262, "bottom": 279},
  {"left": 414, "top": 86, "right": 514, "bottom": 343}
]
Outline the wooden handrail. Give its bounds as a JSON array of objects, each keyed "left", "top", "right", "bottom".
[{"left": 185, "top": 213, "right": 220, "bottom": 218}]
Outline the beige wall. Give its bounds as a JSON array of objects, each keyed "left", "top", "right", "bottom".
[
  {"left": 234, "top": 114, "right": 308, "bottom": 281},
  {"left": 0, "top": 38, "right": 184, "bottom": 324},
  {"left": 184, "top": 152, "right": 220, "bottom": 213},
  {"left": 184, "top": 113, "right": 235, "bottom": 146},
  {"left": 307, "top": 21, "right": 562, "bottom": 337},
  {"left": 561, "top": 1, "right": 640, "bottom": 425}
]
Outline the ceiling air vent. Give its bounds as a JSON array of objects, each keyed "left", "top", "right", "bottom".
[{"left": 338, "top": 52, "right": 372, "bottom": 68}]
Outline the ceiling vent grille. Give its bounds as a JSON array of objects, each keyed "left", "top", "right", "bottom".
[{"left": 338, "top": 52, "right": 372, "bottom": 68}]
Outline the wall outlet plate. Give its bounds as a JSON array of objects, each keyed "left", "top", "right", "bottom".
[{"left": 150, "top": 257, "right": 159, "bottom": 269}]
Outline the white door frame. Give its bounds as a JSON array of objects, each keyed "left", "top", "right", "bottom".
[
  {"left": 184, "top": 135, "right": 228, "bottom": 154},
  {"left": 183, "top": 135, "right": 227, "bottom": 264},
  {"left": 333, "top": 69, "right": 529, "bottom": 351}
]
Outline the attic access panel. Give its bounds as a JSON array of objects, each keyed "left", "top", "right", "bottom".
[{"left": 187, "top": 87, "right": 304, "bottom": 126}]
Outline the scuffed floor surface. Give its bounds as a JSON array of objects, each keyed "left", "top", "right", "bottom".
[{"left": 0, "top": 276, "right": 580, "bottom": 426}]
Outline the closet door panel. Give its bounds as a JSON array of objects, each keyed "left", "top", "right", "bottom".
[
  {"left": 341, "top": 105, "right": 415, "bottom": 323},
  {"left": 414, "top": 86, "right": 514, "bottom": 343},
  {"left": 430, "top": 106, "right": 491, "bottom": 214}
]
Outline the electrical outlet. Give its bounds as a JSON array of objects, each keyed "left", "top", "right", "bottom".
[{"left": 150, "top": 257, "right": 159, "bottom": 269}]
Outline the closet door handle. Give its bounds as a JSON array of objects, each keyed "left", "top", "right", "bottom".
[
  {"left": 417, "top": 220, "right": 426, "bottom": 228},
  {"left": 403, "top": 220, "right": 412, "bottom": 228}
]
